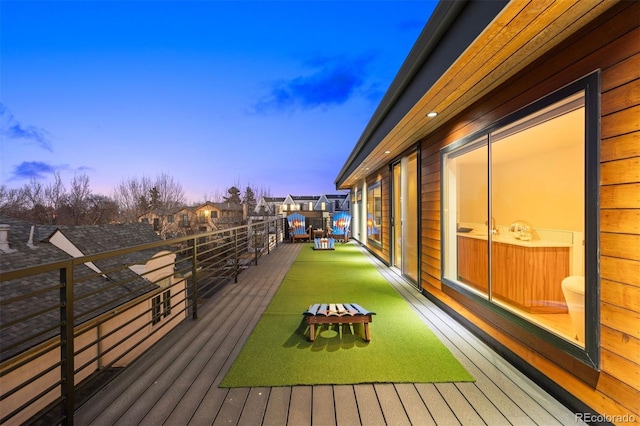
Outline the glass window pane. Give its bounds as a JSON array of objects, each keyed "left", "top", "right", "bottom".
[
  {"left": 367, "top": 181, "right": 382, "bottom": 245},
  {"left": 490, "top": 93, "right": 585, "bottom": 347},
  {"left": 443, "top": 137, "right": 489, "bottom": 297},
  {"left": 404, "top": 152, "right": 419, "bottom": 281}
]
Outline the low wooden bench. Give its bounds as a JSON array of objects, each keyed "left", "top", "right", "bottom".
[
  {"left": 313, "top": 238, "right": 335, "bottom": 250},
  {"left": 303, "top": 303, "right": 376, "bottom": 342}
]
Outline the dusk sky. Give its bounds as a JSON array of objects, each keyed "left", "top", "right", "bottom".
[{"left": 1, "top": 1, "right": 436, "bottom": 203}]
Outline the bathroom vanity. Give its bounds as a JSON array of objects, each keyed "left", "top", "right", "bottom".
[{"left": 457, "top": 233, "right": 570, "bottom": 313}]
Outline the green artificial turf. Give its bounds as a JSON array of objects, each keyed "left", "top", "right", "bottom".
[{"left": 220, "top": 243, "right": 474, "bottom": 387}]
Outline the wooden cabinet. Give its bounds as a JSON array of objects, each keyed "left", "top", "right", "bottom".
[
  {"left": 457, "top": 236, "right": 488, "bottom": 292},
  {"left": 457, "top": 236, "right": 569, "bottom": 313}
]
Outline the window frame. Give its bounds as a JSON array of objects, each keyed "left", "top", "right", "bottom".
[
  {"left": 439, "top": 72, "right": 600, "bottom": 368},
  {"left": 152, "top": 289, "right": 172, "bottom": 325},
  {"left": 367, "top": 180, "right": 383, "bottom": 247}
]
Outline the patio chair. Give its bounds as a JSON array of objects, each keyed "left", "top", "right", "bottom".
[
  {"left": 287, "top": 212, "right": 311, "bottom": 242},
  {"left": 331, "top": 211, "right": 351, "bottom": 242}
]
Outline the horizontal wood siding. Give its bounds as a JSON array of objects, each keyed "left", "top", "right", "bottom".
[{"left": 419, "top": 1, "right": 640, "bottom": 420}]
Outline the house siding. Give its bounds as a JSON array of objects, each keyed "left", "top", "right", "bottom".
[{"left": 416, "top": 2, "right": 639, "bottom": 420}]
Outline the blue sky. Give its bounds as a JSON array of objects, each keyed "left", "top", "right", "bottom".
[{"left": 1, "top": 1, "right": 436, "bottom": 203}]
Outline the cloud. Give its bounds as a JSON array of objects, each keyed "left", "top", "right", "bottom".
[
  {"left": 253, "top": 55, "right": 373, "bottom": 113},
  {"left": 10, "top": 161, "right": 61, "bottom": 180},
  {"left": 0, "top": 103, "right": 53, "bottom": 152}
]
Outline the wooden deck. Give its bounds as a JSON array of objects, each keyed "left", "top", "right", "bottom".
[{"left": 75, "top": 242, "right": 582, "bottom": 425}]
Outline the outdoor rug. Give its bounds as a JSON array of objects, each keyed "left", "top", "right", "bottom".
[{"left": 220, "top": 243, "right": 474, "bottom": 387}]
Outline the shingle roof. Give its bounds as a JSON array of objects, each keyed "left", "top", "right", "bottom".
[
  {"left": 50, "top": 221, "right": 165, "bottom": 265},
  {"left": 0, "top": 216, "right": 64, "bottom": 271},
  {"left": 0, "top": 216, "right": 165, "bottom": 362}
]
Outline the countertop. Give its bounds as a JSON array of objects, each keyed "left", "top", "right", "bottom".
[{"left": 457, "top": 232, "right": 573, "bottom": 248}]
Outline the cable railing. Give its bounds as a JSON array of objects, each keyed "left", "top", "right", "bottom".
[{"left": 0, "top": 217, "right": 285, "bottom": 425}]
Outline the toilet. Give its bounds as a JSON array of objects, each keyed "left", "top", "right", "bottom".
[{"left": 561, "top": 276, "right": 585, "bottom": 343}]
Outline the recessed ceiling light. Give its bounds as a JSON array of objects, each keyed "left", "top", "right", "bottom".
[
  {"left": 384, "top": 150, "right": 391, "bottom": 154},
  {"left": 427, "top": 112, "right": 438, "bottom": 118}
]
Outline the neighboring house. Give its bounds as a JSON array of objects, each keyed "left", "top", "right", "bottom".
[
  {"left": 252, "top": 194, "right": 351, "bottom": 234},
  {"left": 253, "top": 194, "right": 350, "bottom": 216},
  {"left": 0, "top": 215, "right": 187, "bottom": 424},
  {"left": 140, "top": 206, "right": 196, "bottom": 239},
  {"left": 140, "top": 202, "right": 245, "bottom": 239},
  {"left": 336, "top": 0, "right": 638, "bottom": 421},
  {"left": 193, "top": 201, "right": 244, "bottom": 231},
  {"left": 252, "top": 196, "right": 286, "bottom": 218}
]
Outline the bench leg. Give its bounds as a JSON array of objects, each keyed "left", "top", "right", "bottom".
[
  {"left": 364, "top": 323, "right": 371, "bottom": 342},
  {"left": 309, "top": 323, "right": 316, "bottom": 341}
]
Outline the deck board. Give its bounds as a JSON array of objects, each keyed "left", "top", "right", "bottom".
[
  {"left": 263, "top": 387, "right": 291, "bottom": 425},
  {"left": 237, "top": 387, "right": 269, "bottom": 426},
  {"left": 75, "top": 242, "right": 582, "bottom": 425},
  {"left": 353, "top": 384, "right": 385, "bottom": 425},
  {"left": 415, "top": 383, "right": 460, "bottom": 425},
  {"left": 312, "top": 385, "right": 336, "bottom": 426},
  {"left": 374, "top": 383, "right": 411, "bottom": 425},
  {"left": 394, "top": 383, "right": 435, "bottom": 425},
  {"left": 436, "top": 383, "right": 484, "bottom": 425},
  {"left": 289, "top": 386, "right": 312, "bottom": 426},
  {"left": 213, "top": 387, "right": 249, "bottom": 425},
  {"left": 333, "top": 385, "right": 359, "bottom": 426}
]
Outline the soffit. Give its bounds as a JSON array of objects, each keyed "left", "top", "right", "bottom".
[{"left": 338, "top": 0, "right": 613, "bottom": 189}]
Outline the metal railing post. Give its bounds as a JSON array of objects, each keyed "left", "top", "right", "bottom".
[
  {"left": 275, "top": 218, "right": 278, "bottom": 248},
  {"left": 191, "top": 237, "right": 198, "bottom": 320},
  {"left": 60, "top": 266, "right": 75, "bottom": 425},
  {"left": 253, "top": 225, "right": 259, "bottom": 266},
  {"left": 266, "top": 221, "right": 270, "bottom": 255},
  {"left": 234, "top": 229, "right": 239, "bottom": 283}
]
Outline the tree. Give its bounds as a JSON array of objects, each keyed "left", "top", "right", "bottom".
[
  {"left": 223, "top": 186, "right": 242, "bottom": 204},
  {"left": 149, "top": 186, "right": 160, "bottom": 210},
  {"left": 85, "top": 194, "right": 119, "bottom": 225},
  {"left": 0, "top": 185, "right": 29, "bottom": 218},
  {"left": 113, "top": 173, "right": 186, "bottom": 223},
  {"left": 58, "top": 173, "right": 92, "bottom": 225},
  {"left": 45, "top": 172, "right": 65, "bottom": 219},
  {"left": 243, "top": 186, "right": 257, "bottom": 214},
  {"left": 112, "top": 175, "right": 154, "bottom": 223},
  {"left": 153, "top": 172, "right": 186, "bottom": 211}
]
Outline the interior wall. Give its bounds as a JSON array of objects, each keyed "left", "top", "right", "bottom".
[
  {"left": 492, "top": 139, "right": 584, "bottom": 232},
  {"left": 458, "top": 142, "right": 584, "bottom": 231}
]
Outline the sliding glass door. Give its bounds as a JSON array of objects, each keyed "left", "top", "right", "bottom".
[{"left": 392, "top": 151, "right": 419, "bottom": 284}]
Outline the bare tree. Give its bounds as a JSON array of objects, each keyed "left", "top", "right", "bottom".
[
  {"left": 2, "top": 173, "right": 118, "bottom": 225},
  {"left": 24, "top": 178, "right": 45, "bottom": 209},
  {"left": 112, "top": 173, "right": 186, "bottom": 227},
  {"left": 86, "top": 194, "right": 119, "bottom": 225},
  {"left": 154, "top": 172, "right": 186, "bottom": 211},
  {"left": 151, "top": 172, "right": 186, "bottom": 237},
  {"left": 45, "top": 172, "right": 65, "bottom": 215},
  {"left": 58, "top": 173, "right": 92, "bottom": 225},
  {"left": 112, "top": 175, "right": 154, "bottom": 223},
  {"left": 198, "top": 189, "right": 224, "bottom": 204},
  {"left": 0, "top": 185, "right": 29, "bottom": 218}
]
